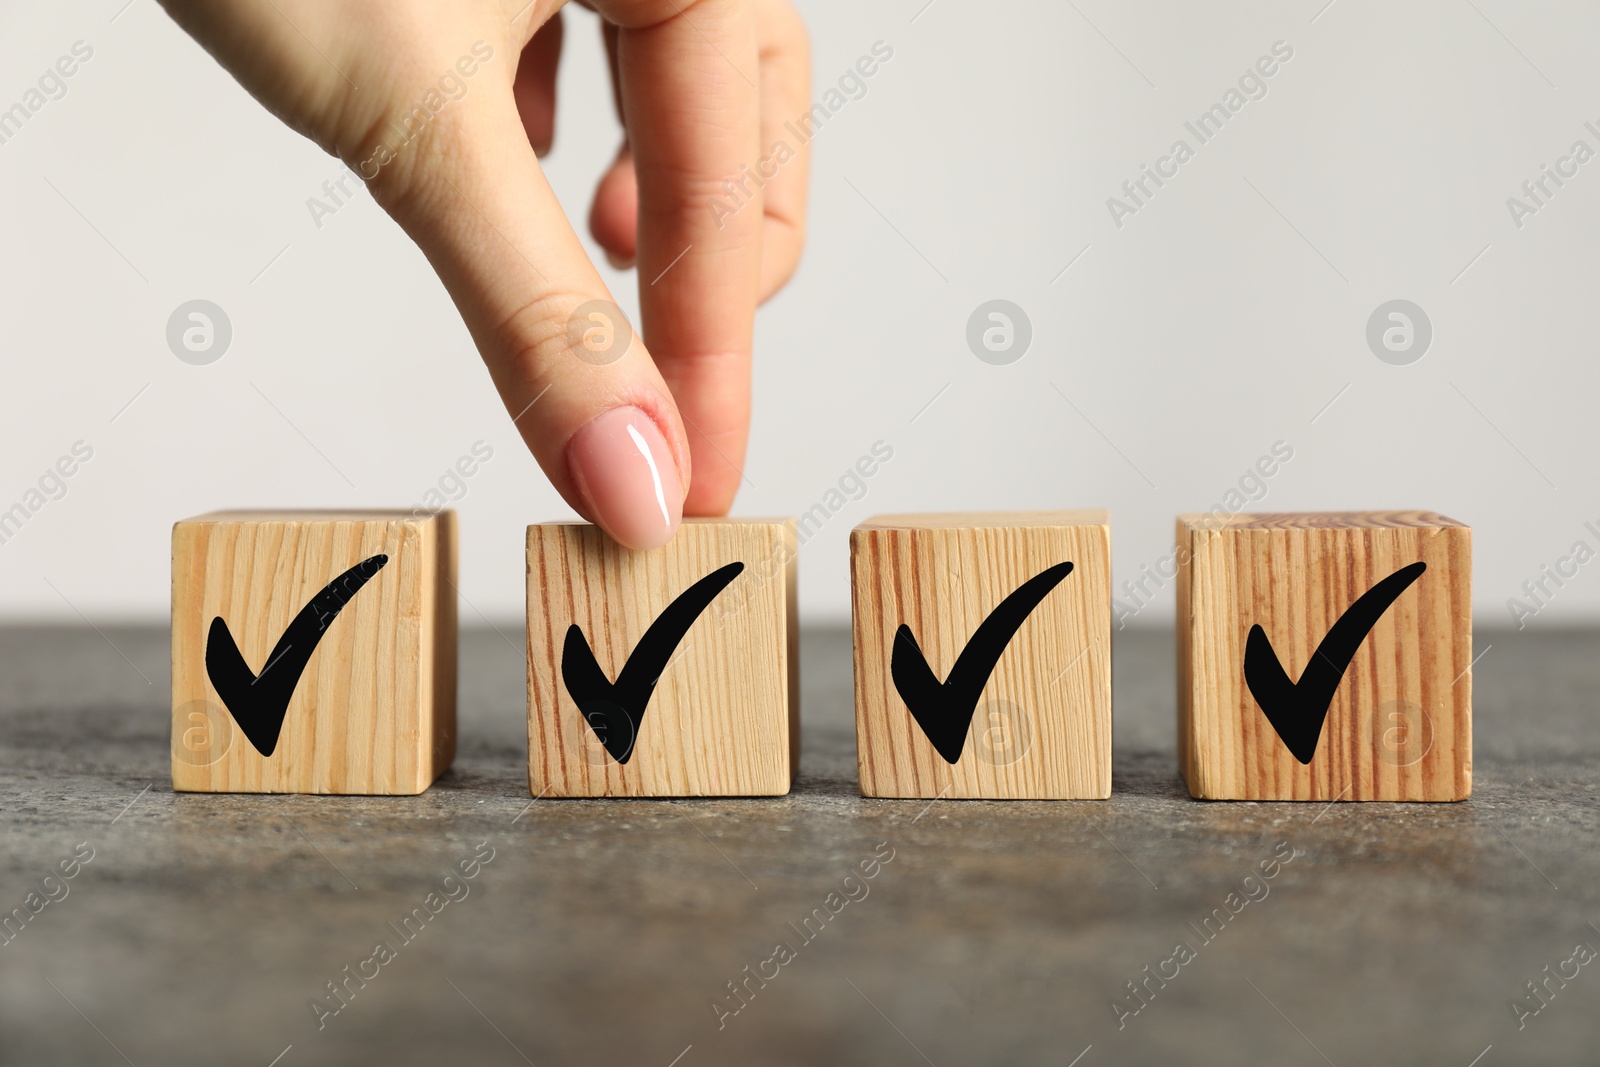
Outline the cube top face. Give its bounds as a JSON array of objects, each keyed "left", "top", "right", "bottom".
[
  {"left": 171, "top": 510, "right": 457, "bottom": 795},
  {"left": 1179, "top": 510, "right": 1467, "bottom": 531},
  {"left": 858, "top": 510, "right": 1111, "bottom": 531},
  {"left": 851, "top": 511, "right": 1112, "bottom": 799},
  {"left": 526, "top": 519, "right": 798, "bottom": 797},
  {"left": 180, "top": 509, "right": 439, "bottom": 524},
  {"left": 1177, "top": 510, "right": 1471, "bottom": 801}
]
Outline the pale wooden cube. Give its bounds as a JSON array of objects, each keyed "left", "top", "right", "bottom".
[
  {"left": 525, "top": 518, "right": 798, "bottom": 797},
  {"left": 1176, "top": 511, "right": 1471, "bottom": 801},
  {"left": 850, "top": 511, "right": 1112, "bottom": 799},
  {"left": 171, "top": 510, "right": 457, "bottom": 794}
]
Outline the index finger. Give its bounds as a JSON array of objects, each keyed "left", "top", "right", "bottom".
[{"left": 594, "top": 0, "right": 763, "bottom": 515}]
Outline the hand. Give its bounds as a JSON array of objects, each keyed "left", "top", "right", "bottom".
[{"left": 157, "top": 0, "right": 810, "bottom": 548}]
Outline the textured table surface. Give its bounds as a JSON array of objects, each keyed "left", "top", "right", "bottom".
[{"left": 1, "top": 624, "right": 1596, "bottom": 1066}]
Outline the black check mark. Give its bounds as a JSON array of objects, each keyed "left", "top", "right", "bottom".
[
  {"left": 205, "top": 553, "right": 389, "bottom": 758},
  {"left": 1244, "top": 561, "right": 1426, "bottom": 764},
  {"left": 891, "top": 561, "right": 1074, "bottom": 764},
  {"left": 561, "top": 562, "right": 745, "bottom": 765}
]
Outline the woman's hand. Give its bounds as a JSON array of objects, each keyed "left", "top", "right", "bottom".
[{"left": 158, "top": 0, "right": 810, "bottom": 547}]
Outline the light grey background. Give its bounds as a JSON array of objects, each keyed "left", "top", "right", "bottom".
[{"left": 1, "top": 0, "right": 1595, "bottom": 625}]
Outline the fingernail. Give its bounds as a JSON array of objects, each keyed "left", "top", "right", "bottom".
[
  {"left": 568, "top": 406, "right": 682, "bottom": 549},
  {"left": 605, "top": 251, "right": 636, "bottom": 271}
]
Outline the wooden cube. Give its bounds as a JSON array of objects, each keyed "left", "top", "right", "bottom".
[
  {"left": 171, "top": 510, "right": 457, "bottom": 794},
  {"left": 525, "top": 518, "right": 798, "bottom": 797},
  {"left": 850, "top": 511, "right": 1112, "bottom": 799},
  {"left": 1176, "top": 511, "right": 1471, "bottom": 801}
]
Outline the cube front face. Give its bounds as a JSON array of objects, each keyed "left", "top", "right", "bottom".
[
  {"left": 851, "top": 512, "right": 1112, "bottom": 799},
  {"left": 1177, "top": 511, "right": 1471, "bottom": 802},
  {"left": 525, "top": 519, "right": 798, "bottom": 797},
  {"left": 171, "top": 510, "right": 457, "bottom": 795}
]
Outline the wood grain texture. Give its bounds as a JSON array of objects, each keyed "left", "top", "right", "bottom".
[
  {"left": 526, "top": 519, "right": 798, "bottom": 797},
  {"left": 851, "top": 511, "right": 1112, "bottom": 799},
  {"left": 171, "top": 510, "right": 457, "bottom": 795},
  {"left": 1176, "top": 510, "right": 1471, "bottom": 801}
]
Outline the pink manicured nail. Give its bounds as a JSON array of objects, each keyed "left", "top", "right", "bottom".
[{"left": 568, "top": 406, "right": 682, "bottom": 549}]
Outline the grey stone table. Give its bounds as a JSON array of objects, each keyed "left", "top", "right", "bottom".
[{"left": 1, "top": 625, "right": 1597, "bottom": 1066}]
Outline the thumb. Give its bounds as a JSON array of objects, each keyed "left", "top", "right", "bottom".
[{"left": 366, "top": 77, "right": 689, "bottom": 550}]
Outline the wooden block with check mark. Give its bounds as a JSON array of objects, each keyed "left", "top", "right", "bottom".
[
  {"left": 1176, "top": 511, "right": 1472, "bottom": 802},
  {"left": 850, "top": 512, "right": 1112, "bottom": 799},
  {"left": 525, "top": 518, "right": 798, "bottom": 797},
  {"left": 171, "top": 510, "right": 458, "bottom": 795}
]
